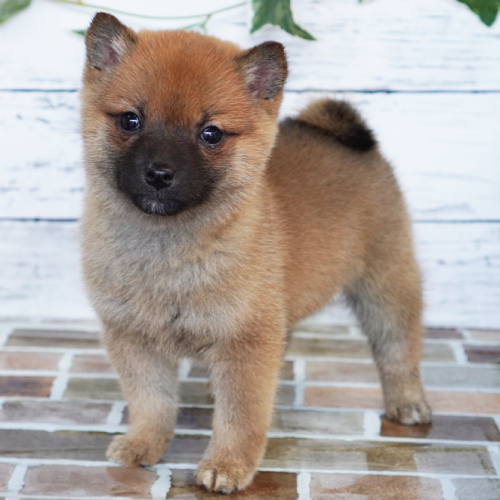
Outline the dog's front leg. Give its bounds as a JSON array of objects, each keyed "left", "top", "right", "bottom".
[
  {"left": 196, "top": 331, "right": 284, "bottom": 494},
  {"left": 104, "top": 330, "right": 178, "bottom": 467}
]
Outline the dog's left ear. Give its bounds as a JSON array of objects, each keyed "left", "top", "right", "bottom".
[{"left": 236, "top": 42, "right": 288, "bottom": 100}]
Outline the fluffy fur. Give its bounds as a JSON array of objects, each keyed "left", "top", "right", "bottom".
[{"left": 81, "top": 13, "right": 431, "bottom": 494}]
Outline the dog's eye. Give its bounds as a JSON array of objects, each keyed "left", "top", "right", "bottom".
[
  {"left": 200, "top": 126, "right": 223, "bottom": 145},
  {"left": 120, "top": 112, "right": 142, "bottom": 132}
]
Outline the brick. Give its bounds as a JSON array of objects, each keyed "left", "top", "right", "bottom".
[
  {"left": 421, "top": 343, "right": 456, "bottom": 362},
  {"left": 22, "top": 465, "right": 156, "bottom": 497},
  {"left": 280, "top": 360, "right": 295, "bottom": 380},
  {"left": 422, "top": 366, "right": 500, "bottom": 388},
  {"left": 306, "top": 361, "right": 379, "bottom": 383},
  {"left": 187, "top": 362, "right": 210, "bottom": 378},
  {"left": 426, "top": 328, "right": 463, "bottom": 339},
  {"left": 0, "top": 464, "right": 14, "bottom": 490},
  {"left": 7, "top": 329, "right": 100, "bottom": 348},
  {"left": 454, "top": 478, "right": 500, "bottom": 500},
  {"left": 0, "top": 351, "right": 60, "bottom": 370},
  {"left": 179, "top": 380, "right": 214, "bottom": 404},
  {"left": 167, "top": 469, "right": 297, "bottom": 499},
  {"left": 288, "top": 338, "right": 453, "bottom": 362},
  {"left": 468, "top": 329, "right": 500, "bottom": 342},
  {"left": 304, "top": 386, "right": 500, "bottom": 414},
  {"left": 277, "top": 385, "right": 295, "bottom": 406},
  {"left": 464, "top": 345, "right": 500, "bottom": 364},
  {"left": 288, "top": 338, "right": 371, "bottom": 358},
  {"left": 122, "top": 406, "right": 212, "bottom": 429},
  {"left": 64, "top": 378, "right": 122, "bottom": 400},
  {"left": 272, "top": 409, "right": 364, "bottom": 435},
  {"left": 0, "top": 429, "right": 112, "bottom": 460},
  {"left": 381, "top": 415, "right": 500, "bottom": 441},
  {"left": 0, "top": 430, "right": 207, "bottom": 464},
  {"left": 310, "top": 474, "right": 443, "bottom": 500},
  {"left": 304, "top": 386, "right": 384, "bottom": 410},
  {"left": 427, "top": 391, "right": 500, "bottom": 414},
  {"left": 175, "top": 407, "right": 212, "bottom": 430},
  {"left": 0, "top": 376, "right": 53, "bottom": 397},
  {"left": 0, "top": 401, "right": 112, "bottom": 425},
  {"left": 161, "top": 436, "right": 209, "bottom": 463},
  {"left": 71, "top": 354, "right": 114, "bottom": 373},
  {"left": 121, "top": 406, "right": 213, "bottom": 430},
  {"left": 263, "top": 439, "right": 495, "bottom": 475}
]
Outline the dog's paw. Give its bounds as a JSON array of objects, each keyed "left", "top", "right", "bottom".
[
  {"left": 196, "top": 459, "right": 255, "bottom": 494},
  {"left": 385, "top": 399, "right": 432, "bottom": 425},
  {"left": 106, "top": 433, "right": 166, "bottom": 467}
]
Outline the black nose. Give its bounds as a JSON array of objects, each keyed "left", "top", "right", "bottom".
[{"left": 144, "top": 164, "right": 175, "bottom": 190}]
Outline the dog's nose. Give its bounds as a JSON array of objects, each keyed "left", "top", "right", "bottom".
[{"left": 144, "top": 164, "right": 175, "bottom": 190}]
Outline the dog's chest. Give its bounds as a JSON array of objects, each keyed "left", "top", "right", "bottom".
[{"left": 85, "top": 227, "right": 247, "bottom": 345}]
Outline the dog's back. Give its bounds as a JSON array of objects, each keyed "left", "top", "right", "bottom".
[{"left": 268, "top": 99, "right": 414, "bottom": 325}]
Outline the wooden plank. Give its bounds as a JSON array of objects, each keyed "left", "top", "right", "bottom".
[
  {"left": 0, "top": 92, "right": 84, "bottom": 219},
  {"left": 1, "top": 221, "right": 498, "bottom": 327},
  {"left": 0, "top": 221, "right": 94, "bottom": 320},
  {"left": 285, "top": 92, "right": 500, "bottom": 222},
  {"left": 1, "top": 91, "right": 498, "bottom": 221},
  {"left": 414, "top": 222, "right": 500, "bottom": 328},
  {"left": 0, "top": 0, "right": 499, "bottom": 91}
]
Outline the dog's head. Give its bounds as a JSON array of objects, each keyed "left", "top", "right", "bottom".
[{"left": 81, "top": 13, "right": 288, "bottom": 217}]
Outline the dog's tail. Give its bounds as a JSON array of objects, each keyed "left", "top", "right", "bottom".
[{"left": 295, "top": 99, "right": 376, "bottom": 152}]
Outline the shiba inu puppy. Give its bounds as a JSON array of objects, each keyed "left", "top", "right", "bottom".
[{"left": 81, "top": 12, "right": 431, "bottom": 494}]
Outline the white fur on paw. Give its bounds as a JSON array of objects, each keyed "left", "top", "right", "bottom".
[
  {"left": 196, "top": 461, "right": 254, "bottom": 494},
  {"left": 106, "top": 434, "right": 166, "bottom": 467},
  {"left": 386, "top": 400, "right": 432, "bottom": 425}
]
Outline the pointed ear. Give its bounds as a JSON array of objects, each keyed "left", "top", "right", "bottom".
[
  {"left": 236, "top": 42, "right": 288, "bottom": 100},
  {"left": 85, "top": 12, "right": 137, "bottom": 71}
]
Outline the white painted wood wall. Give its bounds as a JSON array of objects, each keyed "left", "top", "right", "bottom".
[{"left": 1, "top": 0, "right": 499, "bottom": 327}]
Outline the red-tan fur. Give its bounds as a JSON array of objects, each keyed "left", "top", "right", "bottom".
[{"left": 81, "top": 13, "right": 431, "bottom": 494}]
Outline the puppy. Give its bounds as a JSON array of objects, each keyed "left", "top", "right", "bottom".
[{"left": 81, "top": 13, "right": 431, "bottom": 494}]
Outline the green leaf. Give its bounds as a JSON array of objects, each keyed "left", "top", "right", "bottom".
[
  {"left": 72, "top": 29, "right": 87, "bottom": 36},
  {"left": 0, "top": 0, "right": 31, "bottom": 25},
  {"left": 251, "top": 0, "right": 315, "bottom": 40},
  {"left": 456, "top": 0, "right": 500, "bottom": 26}
]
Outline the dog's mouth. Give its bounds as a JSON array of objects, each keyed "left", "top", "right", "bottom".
[
  {"left": 141, "top": 197, "right": 170, "bottom": 216},
  {"left": 132, "top": 193, "right": 188, "bottom": 217}
]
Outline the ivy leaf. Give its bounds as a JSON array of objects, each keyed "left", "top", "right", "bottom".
[
  {"left": 0, "top": 0, "right": 31, "bottom": 25},
  {"left": 456, "top": 0, "right": 499, "bottom": 26},
  {"left": 251, "top": 0, "right": 315, "bottom": 40}
]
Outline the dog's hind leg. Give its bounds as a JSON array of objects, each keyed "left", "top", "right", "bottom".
[{"left": 345, "top": 240, "right": 432, "bottom": 425}]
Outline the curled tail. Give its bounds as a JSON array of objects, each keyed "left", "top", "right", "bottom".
[{"left": 295, "top": 99, "right": 376, "bottom": 152}]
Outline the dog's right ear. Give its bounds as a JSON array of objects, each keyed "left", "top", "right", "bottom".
[{"left": 85, "top": 13, "right": 137, "bottom": 71}]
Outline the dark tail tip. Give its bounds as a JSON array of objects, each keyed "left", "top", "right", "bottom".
[{"left": 295, "top": 99, "right": 376, "bottom": 152}]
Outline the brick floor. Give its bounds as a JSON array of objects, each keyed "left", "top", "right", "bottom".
[
  {"left": 168, "top": 470, "right": 299, "bottom": 499},
  {"left": 310, "top": 474, "right": 443, "bottom": 500},
  {"left": 0, "top": 465, "right": 14, "bottom": 491},
  {"left": 0, "top": 321, "right": 498, "bottom": 498},
  {"left": 22, "top": 465, "right": 157, "bottom": 497}
]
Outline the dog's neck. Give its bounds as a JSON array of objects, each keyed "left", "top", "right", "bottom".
[{"left": 84, "top": 171, "right": 270, "bottom": 256}]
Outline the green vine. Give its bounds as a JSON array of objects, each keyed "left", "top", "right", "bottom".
[
  {"left": 456, "top": 0, "right": 500, "bottom": 26},
  {"left": 56, "top": 0, "right": 245, "bottom": 22},
  {"left": 0, "top": 0, "right": 316, "bottom": 38},
  {"left": 56, "top": 0, "right": 248, "bottom": 33},
  {"left": 0, "top": 0, "right": 498, "bottom": 37}
]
